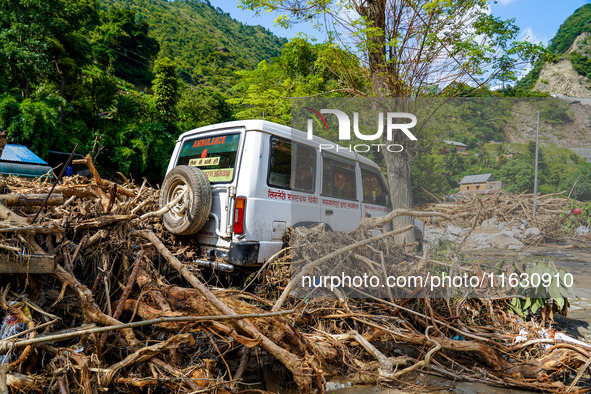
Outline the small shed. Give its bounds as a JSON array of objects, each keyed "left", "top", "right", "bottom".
[
  {"left": 0, "top": 144, "right": 52, "bottom": 178},
  {"left": 459, "top": 173, "right": 502, "bottom": 193},
  {"left": 443, "top": 140, "right": 467, "bottom": 153}
]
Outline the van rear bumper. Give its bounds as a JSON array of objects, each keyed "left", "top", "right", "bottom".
[
  {"left": 228, "top": 241, "right": 260, "bottom": 266},
  {"left": 202, "top": 241, "right": 260, "bottom": 267}
]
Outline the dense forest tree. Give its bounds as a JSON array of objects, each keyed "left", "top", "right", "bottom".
[
  {"left": 231, "top": 38, "right": 365, "bottom": 124},
  {"left": 0, "top": 0, "right": 97, "bottom": 98},
  {"left": 0, "top": 0, "right": 282, "bottom": 182},
  {"left": 153, "top": 57, "right": 180, "bottom": 125},
  {"left": 0, "top": 0, "right": 587, "bottom": 201},
  {"left": 177, "top": 87, "right": 234, "bottom": 131},
  {"left": 99, "top": 0, "right": 286, "bottom": 89},
  {"left": 0, "top": 0, "right": 99, "bottom": 156},
  {"left": 91, "top": 7, "right": 160, "bottom": 86}
]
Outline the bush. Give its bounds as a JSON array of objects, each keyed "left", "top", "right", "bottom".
[
  {"left": 499, "top": 155, "right": 535, "bottom": 193},
  {"left": 561, "top": 163, "right": 591, "bottom": 201}
]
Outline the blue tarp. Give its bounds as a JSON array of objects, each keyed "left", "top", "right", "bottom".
[{"left": 0, "top": 144, "right": 48, "bottom": 165}]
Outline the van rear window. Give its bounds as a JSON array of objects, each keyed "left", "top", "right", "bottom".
[{"left": 177, "top": 133, "right": 240, "bottom": 183}]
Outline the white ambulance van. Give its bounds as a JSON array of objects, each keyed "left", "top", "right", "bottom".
[{"left": 160, "top": 120, "right": 395, "bottom": 271}]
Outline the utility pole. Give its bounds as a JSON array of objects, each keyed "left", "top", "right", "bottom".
[{"left": 533, "top": 110, "right": 540, "bottom": 218}]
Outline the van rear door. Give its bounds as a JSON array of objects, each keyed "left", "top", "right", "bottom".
[{"left": 175, "top": 129, "right": 243, "bottom": 245}]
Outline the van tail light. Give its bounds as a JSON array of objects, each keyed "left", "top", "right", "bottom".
[{"left": 233, "top": 197, "right": 246, "bottom": 234}]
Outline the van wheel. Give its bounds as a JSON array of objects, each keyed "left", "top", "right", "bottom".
[{"left": 159, "top": 165, "right": 212, "bottom": 235}]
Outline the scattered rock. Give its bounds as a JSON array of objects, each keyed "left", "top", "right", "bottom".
[
  {"left": 476, "top": 242, "right": 492, "bottom": 250},
  {"left": 446, "top": 224, "right": 466, "bottom": 237},
  {"left": 525, "top": 227, "right": 541, "bottom": 238},
  {"left": 480, "top": 217, "right": 497, "bottom": 229},
  {"left": 470, "top": 233, "right": 488, "bottom": 242},
  {"left": 424, "top": 227, "right": 457, "bottom": 243},
  {"left": 486, "top": 231, "right": 524, "bottom": 250},
  {"left": 520, "top": 219, "right": 528, "bottom": 230},
  {"left": 575, "top": 226, "right": 591, "bottom": 237},
  {"left": 325, "top": 382, "right": 352, "bottom": 391},
  {"left": 497, "top": 222, "right": 506, "bottom": 230}
]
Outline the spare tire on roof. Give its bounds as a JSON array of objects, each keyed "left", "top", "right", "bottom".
[{"left": 159, "top": 165, "right": 212, "bottom": 235}]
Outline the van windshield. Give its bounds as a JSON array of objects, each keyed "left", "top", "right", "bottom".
[{"left": 177, "top": 133, "right": 240, "bottom": 183}]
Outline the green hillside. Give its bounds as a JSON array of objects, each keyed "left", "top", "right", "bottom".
[
  {"left": 519, "top": 4, "right": 591, "bottom": 89},
  {"left": 547, "top": 4, "right": 591, "bottom": 55},
  {"left": 99, "top": 0, "right": 287, "bottom": 88},
  {"left": 0, "top": 0, "right": 288, "bottom": 183}
]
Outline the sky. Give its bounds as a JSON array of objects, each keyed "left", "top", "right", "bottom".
[
  {"left": 208, "top": 0, "right": 591, "bottom": 46},
  {"left": 490, "top": 0, "right": 590, "bottom": 46}
]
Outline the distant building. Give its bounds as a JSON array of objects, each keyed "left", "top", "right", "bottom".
[
  {"left": 443, "top": 140, "right": 467, "bottom": 153},
  {"left": 0, "top": 144, "right": 52, "bottom": 178},
  {"left": 459, "top": 173, "right": 502, "bottom": 193}
]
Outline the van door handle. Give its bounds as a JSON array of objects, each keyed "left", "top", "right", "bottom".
[{"left": 325, "top": 210, "right": 333, "bottom": 216}]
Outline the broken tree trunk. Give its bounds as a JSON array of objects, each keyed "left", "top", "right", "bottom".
[{"left": 73, "top": 155, "right": 135, "bottom": 197}]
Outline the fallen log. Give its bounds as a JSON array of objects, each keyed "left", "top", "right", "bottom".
[
  {"left": 0, "top": 193, "right": 63, "bottom": 206},
  {"left": 0, "top": 310, "right": 296, "bottom": 356},
  {"left": 354, "top": 208, "right": 452, "bottom": 236},
  {"left": 0, "top": 253, "right": 55, "bottom": 274},
  {"left": 30, "top": 185, "right": 110, "bottom": 210},
  {"left": 74, "top": 214, "right": 135, "bottom": 230}
]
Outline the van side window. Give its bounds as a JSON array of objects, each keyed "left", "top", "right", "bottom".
[
  {"left": 268, "top": 137, "right": 317, "bottom": 193},
  {"left": 322, "top": 157, "right": 356, "bottom": 200},
  {"left": 293, "top": 144, "right": 316, "bottom": 192},
  {"left": 361, "top": 168, "right": 389, "bottom": 206},
  {"left": 268, "top": 138, "right": 291, "bottom": 189}
]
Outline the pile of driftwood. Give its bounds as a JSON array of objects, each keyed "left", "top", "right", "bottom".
[
  {"left": 425, "top": 192, "right": 582, "bottom": 235},
  {"left": 0, "top": 161, "right": 590, "bottom": 393}
]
